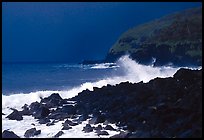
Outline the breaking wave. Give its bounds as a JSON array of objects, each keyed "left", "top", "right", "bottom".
[{"left": 2, "top": 55, "right": 201, "bottom": 111}]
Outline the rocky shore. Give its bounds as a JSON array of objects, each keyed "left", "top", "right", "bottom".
[{"left": 2, "top": 68, "right": 202, "bottom": 138}]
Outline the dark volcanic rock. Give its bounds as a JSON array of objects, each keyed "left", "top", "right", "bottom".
[
  {"left": 110, "top": 131, "right": 130, "bottom": 138},
  {"left": 63, "top": 119, "right": 78, "bottom": 126},
  {"left": 38, "top": 118, "right": 50, "bottom": 124},
  {"left": 61, "top": 120, "right": 73, "bottom": 130},
  {"left": 24, "top": 128, "right": 41, "bottom": 138},
  {"left": 34, "top": 106, "right": 50, "bottom": 119},
  {"left": 46, "top": 120, "right": 56, "bottom": 126},
  {"left": 47, "top": 112, "right": 69, "bottom": 120},
  {"left": 88, "top": 114, "right": 106, "bottom": 124},
  {"left": 82, "top": 124, "right": 93, "bottom": 133},
  {"left": 61, "top": 125, "right": 72, "bottom": 130},
  {"left": 70, "top": 68, "right": 202, "bottom": 138},
  {"left": 76, "top": 114, "right": 89, "bottom": 123},
  {"left": 56, "top": 105, "right": 76, "bottom": 115},
  {"left": 40, "top": 93, "right": 64, "bottom": 108},
  {"left": 96, "top": 130, "right": 109, "bottom": 136},
  {"left": 2, "top": 130, "right": 20, "bottom": 138},
  {"left": 104, "top": 125, "right": 116, "bottom": 131},
  {"left": 94, "top": 125, "right": 103, "bottom": 131},
  {"left": 29, "top": 101, "right": 50, "bottom": 119},
  {"left": 53, "top": 131, "right": 64, "bottom": 138},
  {"left": 20, "top": 104, "right": 31, "bottom": 116},
  {"left": 6, "top": 109, "right": 23, "bottom": 121}
]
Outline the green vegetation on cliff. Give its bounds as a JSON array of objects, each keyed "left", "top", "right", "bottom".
[{"left": 106, "top": 7, "right": 202, "bottom": 66}]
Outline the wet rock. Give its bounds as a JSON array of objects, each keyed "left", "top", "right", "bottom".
[
  {"left": 104, "top": 125, "right": 116, "bottom": 131},
  {"left": 2, "top": 130, "right": 20, "bottom": 138},
  {"left": 29, "top": 101, "right": 41, "bottom": 112},
  {"left": 46, "top": 120, "right": 56, "bottom": 126},
  {"left": 20, "top": 104, "right": 31, "bottom": 115},
  {"left": 53, "top": 131, "right": 64, "bottom": 138},
  {"left": 94, "top": 125, "right": 103, "bottom": 131},
  {"left": 33, "top": 106, "right": 50, "bottom": 119},
  {"left": 89, "top": 114, "right": 106, "bottom": 124},
  {"left": 31, "top": 123, "right": 35, "bottom": 126},
  {"left": 6, "top": 109, "right": 23, "bottom": 121},
  {"left": 57, "top": 105, "right": 76, "bottom": 115},
  {"left": 28, "top": 101, "right": 50, "bottom": 119},
  {"left": 40, "top": 93, "right": 64, "bottom": 108},
  {"left": 96, "top": 130, "right": 109, "bottom": 136},
  {"left": 38, "top": 118, "right": 50, "bottom": 124},
  {"left": 61, "top": 124, "right": 72, "bottom": 130},
  {"left": 103, "top": 120, "right": 110, "bottom": 125},
  {"left": 24, "top": 128, "right": 41, "bottom": 138},
  {"left": 77, "top": 114, "right": 89, "bottom": 123},
  {"left": 110, "top": 131, "right": 131, "bottom": 138},
  {"left": 63, "top": 119, "right": 78, "bottom": 126},
  {"left": 48, "top": 112, "right": 69, "bottom": 120},
  {"left": 82, "top": 124, "right": 93, "bottom": 133}
]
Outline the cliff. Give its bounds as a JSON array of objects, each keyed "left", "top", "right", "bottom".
[{"left": 106, "top": 7, "right": 202, "bottom": 66}]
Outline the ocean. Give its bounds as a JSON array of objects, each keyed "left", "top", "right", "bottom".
[
  {"left": 2, "top": 62, "right": 121, "bottom": 95},
  {"left": 3, "top": 55, "right": 200, "bottom": 138}
]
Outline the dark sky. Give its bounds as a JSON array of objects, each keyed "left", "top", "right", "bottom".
[{"left": 2, "top": 2, "right": 202, "bottom": 63}]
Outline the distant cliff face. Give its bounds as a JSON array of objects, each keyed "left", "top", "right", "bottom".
[{"left": 106, "top": 7, "right": 202, "bottom": 66}]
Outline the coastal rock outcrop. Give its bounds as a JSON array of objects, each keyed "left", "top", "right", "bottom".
[
  {"left": 24, "top": 128, "right": 41, "bottom": 138},
  {"left": 4, "top": 68, "right": 202, "bottom": 138},
  {"left": 6, "top": 109, "right": 23, "bottom": 121},
  {"left": 2, "top": 130, "right": 20, "bottom": 138}
]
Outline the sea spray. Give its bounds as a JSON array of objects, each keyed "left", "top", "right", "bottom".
[
  {"left": 2, "top": 55, "right": 201, "bottom": 138},
  {"left": 2, "top": 55, "right": 181, "bottom": 111}
]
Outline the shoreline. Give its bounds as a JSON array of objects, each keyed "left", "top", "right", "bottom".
[{"left": 2, "top": 68, "right": 202, "bottom": 138}]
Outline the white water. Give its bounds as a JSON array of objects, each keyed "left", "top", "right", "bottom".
[{"left": 2, "top": 55, "right": 201, "bottom": 138}]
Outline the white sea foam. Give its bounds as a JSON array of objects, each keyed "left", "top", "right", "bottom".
[
  {"left": 2, "top": 55, "right": 201, "bottom": 138},
  {"left": 90, "top": 63, "right": 119, "bottom": 69}
]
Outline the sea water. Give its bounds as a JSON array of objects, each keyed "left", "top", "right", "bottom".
[{"left": 2, "top": 55, "right": 200, "bottom": 138}]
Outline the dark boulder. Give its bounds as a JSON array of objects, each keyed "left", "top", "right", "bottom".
[
  {"left": 61, "top": 124, "right": 72, "bottom": 130},
  {"left": 63, "top": 119, "right": 78, "bottom": 126},
  {"left": 57, "top": 105, "right": 76, "bottom": 115},
  {"left": 53, "top": 131, "right": 64, "bottom": 138},
  {"left": 94, "top": 125, "right": 103, "bottom": 131},
  {"left": 40, "top": 93, "right": 64, "bottom": 108},
  {"left": 38, "top": 118, "right": 50, "bottom": 124},
  {"left": 24, "top": 128, "right": 41, "bottom": 138},
  {"left": 2, "top": 130, "right": 20, "bottom": 138},
  {"left": 96, "top": 130, "right": 109, "bottom": 136},
  {"left": 6, "top": 109, "right": 23, "bottom": 121},
  {"left": 29, "top": 102, "right": 50, "bottom": 119},
  {"left": 110, "top": 131, "right": 131, "bottom": 138},
  {"left": 47, "top": 112, "right": 69, "bottom": 120},
  {"left": 82, "top": 124, "right": 93, "bottom": 133},
  {"left": 20, "top": 104, "right": 31, "bottom": 115},
  {"left": 31, "top": 123, "right": 35, "bottom": 126},
  {"left": 29, "top": 101, "right": 41, "bottom": 112},
  {"left": 33, "top": 106, "right": 50, "bottom": 119},
  {"left": 104, "top": 125, "right": 116, "bottom": 131},
  {"left": 46, "top": 120, "right": 56, "bottom": 126},
  {"left": 76, "top": 114, "right": 89, "bottom": 123},
  {"left": 89, "top": 114, "right": 106, "bottom": 124}
]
